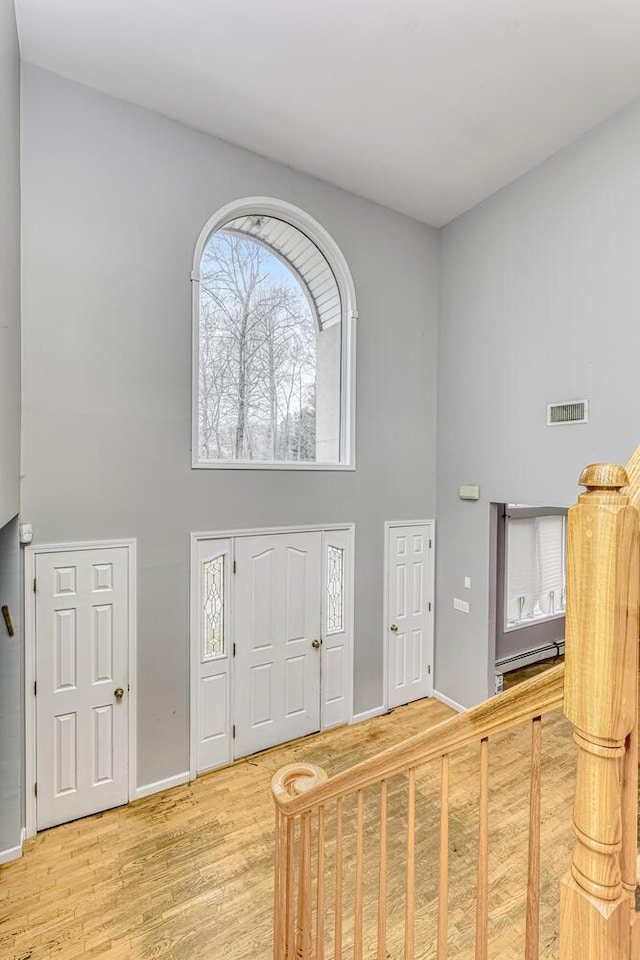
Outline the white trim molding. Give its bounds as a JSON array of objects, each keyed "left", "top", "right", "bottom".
[
  {"left": 0, "top": 828, "right": 26, "bottom": 865},
  {"left": 134, "top": 772, "right": 190, "bottom": 802},
  {"left": 24, "top": 539, "right": 138, "bottom": 839},
  {"left": 191, "top": 197, "right": 357, "bottom": 471},
  {"left": 432, "top": 690, "right": 466, "bottom": 713},
  {"left": 350, "top": 705, "right": 387, "bottom": 724}
]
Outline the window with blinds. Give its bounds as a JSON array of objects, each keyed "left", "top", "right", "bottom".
[{"left": 505, "top": 513, "right": 566, "bottom": 629}]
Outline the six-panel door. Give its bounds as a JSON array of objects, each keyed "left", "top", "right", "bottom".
[
  {"left": 35, "top": 548, "right": 129, "bottom": 830},
  {"left": 233, "top": 532, "right": 322, "bottom": 758},
  {"left": 387, "top": 524, "right": 433, "bottom": 709}
]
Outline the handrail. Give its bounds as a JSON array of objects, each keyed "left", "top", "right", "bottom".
[{"left": 275, "top": 661, "right": 565, "bottom": 816}]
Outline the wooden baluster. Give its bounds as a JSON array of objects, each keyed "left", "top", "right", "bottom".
[
  {"left": 377, "top": 781, "right": 388, "bottom": 960},
  {"left": 335, "top": 796, "right": 344, "bottom": 960},
  {"left": 437, "top": 754, "right": 449, "bottom": 960},
  {"left": 286, "top": 816, "right": 296, "bottom": 960},
  {"left": 296, "top": 813, "right": 313, "bottom": 960},
  {"left": 405, "top": 768, "right": 416, "bottom": 960},
  {"left": 559, "top": 464, "right": 639, "bottom": 960},
  {"left": 525, "top": 717, "right": 542, "bottom": 960},
  {"left": 316, "top": 806, "right": 325, "bottom": 960},
  {"left": 622, "top": 448, "right": 640, "bottom": 905},
  {"left": 622, "top": 719, "right": 638, "bottom": 895},
  {"left": 354, "top": 790, "right": 364, "bottom": 960},
  {"left": 274, "top": 809, "right": 287, "bottom": 960},
  {"left": 475, "top": 738, "right": 489, "bottom": 960}
]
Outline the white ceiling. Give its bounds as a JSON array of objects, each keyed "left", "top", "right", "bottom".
[{"left": 15, "top": 0, "right": 640, "bottom": 226}]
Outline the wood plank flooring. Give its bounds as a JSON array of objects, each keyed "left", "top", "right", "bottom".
[{"left": 0, "top": 678, "right": 577, "bottom": 960}]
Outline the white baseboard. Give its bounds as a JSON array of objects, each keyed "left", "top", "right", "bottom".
[
  {"left": 0, "top": 827, "right": 26, "bottom": 865},
  {"left": 350, "top": 704, "right": 387, "bottom": 724},
  {"left": 135, "top": 771, "right": 190, "bottom": 801},
  {"left": 432, "top": 689, "right": 466, "bottom": 713}
]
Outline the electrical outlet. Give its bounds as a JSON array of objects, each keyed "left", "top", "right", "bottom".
[{"left": 453, "top": 598, "right": 469, "bottom": 614}]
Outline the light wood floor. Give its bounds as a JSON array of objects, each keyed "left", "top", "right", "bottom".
[{"left": 0, "top": 669, "right": 576, "bottom": 960}]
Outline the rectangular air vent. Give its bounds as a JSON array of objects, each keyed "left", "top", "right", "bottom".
[{"left": 547, "top": 400, "right": 588, "bottom": 426}]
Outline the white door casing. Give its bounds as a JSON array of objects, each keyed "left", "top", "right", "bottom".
[
  {"left": 191, "top": 524, "right": 354, "bottom": 776},
  {"left": 35, "top": 546, "right": 130, "bottom": 830},
  {"left": 386, "top": 522, "right": 434, "bottom": 709},
  {"left": 234, "top": 532, "right": 322, "bottom": 758}
]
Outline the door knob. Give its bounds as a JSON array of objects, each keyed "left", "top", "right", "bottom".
[
  {"left": 311, "top": 639, "right": 322, "bottom": 650},
  {"left": 390, "top": 624, "right": 398, "bottom": 633},
  {"left": 114, "top": 687, "right": 124, "bottom": 701}
]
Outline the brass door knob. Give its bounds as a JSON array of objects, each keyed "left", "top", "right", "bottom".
[
  {"left": 114, "top": 687, "right": 124, "bottom": 701},
  {"left": 390, "top": 624, "right": 399, "bottom": 633},
  {"left": 311, "top": 639, "right": 322, "bottom": 650}
]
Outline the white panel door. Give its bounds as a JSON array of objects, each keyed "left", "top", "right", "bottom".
[
  {"left": 234, "top": 532, "right": 321, "bottom": 758},
  {"left": 35, "top": 547, "right": 129, "bottom": 829},
  {"left": 387, "top": 524, "right": 433, "bottom": 708}
]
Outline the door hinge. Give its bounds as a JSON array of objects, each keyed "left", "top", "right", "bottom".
[
  {"left": 428, "top": 602, "right": 432, "bottom": 612},
  {"left": 34, "top": 783, "right": 37, "bottom": 797},
  {"left": 33, "top": 578, "right": 37, "bottom": 593},
  {"left": 233, "top": 643, "right": 236, "bottom": 657},
  {"left": 233, "top": 560, "right": 236, "bottom": 574},
  {"left": 429, "top": 539, "right": 432, "bottom": 549},
  {"left": 427, "top": 664, "right": 431, "bottom": 675},
  {"left": 232, "top": 724, "right": 236, "bottom": 739},
  {"left": 34, "top": 681, "right": 37, "bottom": 696}
]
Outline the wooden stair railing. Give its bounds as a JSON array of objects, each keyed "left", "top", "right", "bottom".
[
  {"left": 271, "top": 454, "right": 640, "bottom": 960},
  {"left": 272, "top": 664, "right": 564, "bottom": 960}
]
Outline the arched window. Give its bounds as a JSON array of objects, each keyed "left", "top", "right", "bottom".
[{"left": 192, "top": 199, "right": 356, "bottom": 469}]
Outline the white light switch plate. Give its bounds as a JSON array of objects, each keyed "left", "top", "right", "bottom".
[
  {"left": 464, "top": 576, "right": 471, "bottom": 589},
  {"left": 453, "top": 598, "right": 470, "bottom": 614}
]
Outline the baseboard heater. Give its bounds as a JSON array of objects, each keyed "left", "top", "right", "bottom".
[{"left": 496, "top": 639, "right": 565, "bottom": 674}]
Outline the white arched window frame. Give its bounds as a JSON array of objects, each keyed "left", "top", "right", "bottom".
[{"left": 191, "top": 197, "right": 357, "bottom": 470}]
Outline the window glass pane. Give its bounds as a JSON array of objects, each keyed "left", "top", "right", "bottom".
[
  {"left": 327, "top": 545, "right": 344, "bottom": 633},
  {"left": 198, "top": 224, "right": 342, "bottom": 464},
  {"left": 203, "top": 555, "right": 225, "bottom": 659},
  {"left": 506, "top": 515, "right": 566, "bottom": 627}
]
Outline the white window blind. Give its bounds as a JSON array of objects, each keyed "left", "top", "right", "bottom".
[{"left": 506, "top": 514, "right": 566, "bottom": 628}]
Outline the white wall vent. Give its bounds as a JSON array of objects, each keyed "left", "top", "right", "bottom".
[{"left": 547, "top": 400, "right": 589, "bottom": 426}]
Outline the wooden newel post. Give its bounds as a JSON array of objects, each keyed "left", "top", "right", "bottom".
[
  {"left": 560, "top": 463, "right": 639, "bottom": 960},
  {"left": 272, "top": 763, "right": 328, "bottom": 960}
]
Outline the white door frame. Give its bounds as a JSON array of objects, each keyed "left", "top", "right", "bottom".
[
  {"left": 24, "top": 539, "right": 137, "bottom": 839},
  {"left": 189, "top": 523, "right": 355, "bottom": 780},
  {"left": 383, "top": 520, "right": 435, "bottom": 711}
]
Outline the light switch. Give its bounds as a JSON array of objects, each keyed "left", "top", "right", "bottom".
[{"left": 464, "top": 576, "right": 471, "bottom": 589}]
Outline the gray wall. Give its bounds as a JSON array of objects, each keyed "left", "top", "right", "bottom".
[
  {"left": 0, "top": 517, "right": 22, "bottom": 853},
  {"left": 0, "top": 0, "right": 22, "bottom": 857},
  {"left": 0, "top": 0, "right": 21, "bottom": 529},
  {"left": 21, "top": 66, "right": 439, "bottom": 787},
  {"left": 436, "top": 96, "right": 640, "bottom": 708}
]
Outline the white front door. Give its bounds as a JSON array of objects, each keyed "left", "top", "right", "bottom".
[
  {"left": 234, "top": 532, "right": 322, "bottom": 758},
  {"left": 387, "top": 523, "right": 434, "bottom": 709},
  {"left": 35, "top": 547, "right": 130, "bottom": 830}
]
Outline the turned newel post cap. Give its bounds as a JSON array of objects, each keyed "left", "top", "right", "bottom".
[{"left": 578, "top": 463, "right": 629, "bottom": 491}]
